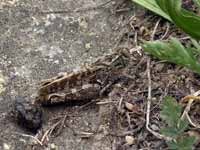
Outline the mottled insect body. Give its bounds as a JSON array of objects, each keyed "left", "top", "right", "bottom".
[{"left": 35, "top": 51, "right": 130, "bottom": 106}]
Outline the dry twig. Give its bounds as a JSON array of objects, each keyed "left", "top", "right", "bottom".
[
  {"left": 151, "top": 19, "right": 161, "bottom": 41},
  {"left": 13, "top": 132, "right": 43, "bottom": 146},
  {"left": 145, "top": 58, "right": 172, "bottom": 141},
  {"left": 160, "top": 22, "right": 170, "bottom": 40},
  {"left": 181, "top": 90, "right": 200, "bottom": 128},
  {"left": 117, "top": 81, "right": 136, "bottom": 111},
  {"left": 41, "top": 114, "right": 67, "bottom": 144}
]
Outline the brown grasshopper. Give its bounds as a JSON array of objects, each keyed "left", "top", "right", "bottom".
[{"left": 35, "top": 51, "right": 130, "bottom": 106}]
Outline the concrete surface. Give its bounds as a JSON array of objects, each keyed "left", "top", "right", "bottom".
[{"left": 0, "top": 0, "right": 136, "bottom": 149}]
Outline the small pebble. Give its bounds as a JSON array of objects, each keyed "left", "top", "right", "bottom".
[
  {"left": 125, "top": 135, "right": 135, "bottom": 145},
  {"left": 19, "top": 138, "right": 26, "bottom": 144},
  {"left": 151, "top": 124, "right": 159, "bottom": 131},
  {"left": 125, "top": 102, "right": 134, "bottom": 111},
  {"left": 155, "top": 63, "right": 165, "bottom": 72},
  {"left": 85, "top": 43, "right": 91, "bottom": 49},
  {"left": 3, "top": 143, "right": 10, "bottom": 150},
  {"left": 50, "top": 143, "right": 57, "bottom": 150}
]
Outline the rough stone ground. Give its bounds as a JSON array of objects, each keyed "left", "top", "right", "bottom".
[
  {"left": 2, "top": 0, "right": 200, "bottom": 150},
  {"left": 0, "top": 0, "right": 141, "bottom": 149}
]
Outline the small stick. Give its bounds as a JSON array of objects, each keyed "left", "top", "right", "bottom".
[
  {"left": 146, "top": 58, "right": 172, "bottom": 141},
  {"left": 118, "top": 79, "right": 138, "bottom": 111},
  {"left": 160, "top": 22, "right": 170, "bottom": 40},
  {"left": 181, "top": 90, "right": 200, "bottom": 128},
  {"left": 54, "top": 114, "right": 68, "bottom": 136},
  {"left": 180, "top": 95, "right": 200, "bottom": 103},
  {"left": 151, "top": 19, "right": 161, "bottom": 41},
  {"left": 41, "top": 119, "right": 63, "bottom": 144},
  {"left": 13, "top": 132, "right": 43, "bottom": 146},
  {"left": 96, "top": 101, "right": 114, "bottom": 105},
  {"left": 118, "top": 97, "right": 124, "bottom": 111},
  {"left": 186, "top": 113, "right": 200, "bottom": 128},
  {"left": 40, "top": 128, "right": 51, "bottom": 144},
  {"left": 126, "top": 112, "right": 131, "bottom": 128},
  {"left": 77, "top": 100, "right": 99, "bottom": 111},
  {"left": 134, "top": 31, "right": 138, "bottom": 46}
]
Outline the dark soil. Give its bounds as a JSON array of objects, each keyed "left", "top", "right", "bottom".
[{"left": 13, "top": 96, "right": 42, "bottom": 133}]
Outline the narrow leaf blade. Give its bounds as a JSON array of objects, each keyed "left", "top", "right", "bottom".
[
  {"left": 131, "top": 0, "right": 172, "bottom": 21},
  {"left": 155, "top": 0, "right": 200, "bottom": 39}
]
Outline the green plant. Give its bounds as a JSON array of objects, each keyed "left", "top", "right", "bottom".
[
  {"left": 132, "top": 0, "right": 200, "bottom": 74},
  {"left": 131, "top": 0, "right": 200, "bottom": 149},
  {"left": 155, "top": 0, "right": 200, "bottom": 40},
  {"left": 143, "top": 38, "right": 200, "bottom": 74},
  {"left": 131, "top": 0, "right": 171, "bottom": 21},
  {"left": 132, "top": 0, "right": 200, "bottom": 39},
  {"left": 194, "top": 0, "right": 200, "bottom": 9},
  {"left": 161, "top": 97, "right": 196, "bottom": 150}
]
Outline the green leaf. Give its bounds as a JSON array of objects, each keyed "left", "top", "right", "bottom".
[
  {"left": 160, "top": 96, "right": 182, "bottom": 127},
  {"left": 194, "top": 0, "right": 200, "bottom": 9},
  {"left": 131, "top": 0, "right": 172, "bottom": 21},
  {"left": 167, "top": 136, "right": 196, "bottom": 150},
  {"left": 191, "top": 38, "right": 200, "bottom": 53},
  {"left": 143, "top": 38, "right": 200, "bottom": 74},
  {"left": 131, "top": 0, "right": 200, "bottom": 39},
  {"left": 161, "top": 119, "right": 188, "bottom": 138},
  {"left": 176, "top": 136, "right": 196, "bottom": 150},
  {"left": 160, "top": 96, "right": 195, "bottom": 149},
  {"left": 177, "top": 119, "right": 188, "bottom": 135},
  {"left": 161, "top": 127, "right": 180, "bottom": 138},
  {"left": 167, "top": 140, "right": 181, "bottom": 150},
  {"left": 155, "top": 0, "right": 200, "bottom": 40}
]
